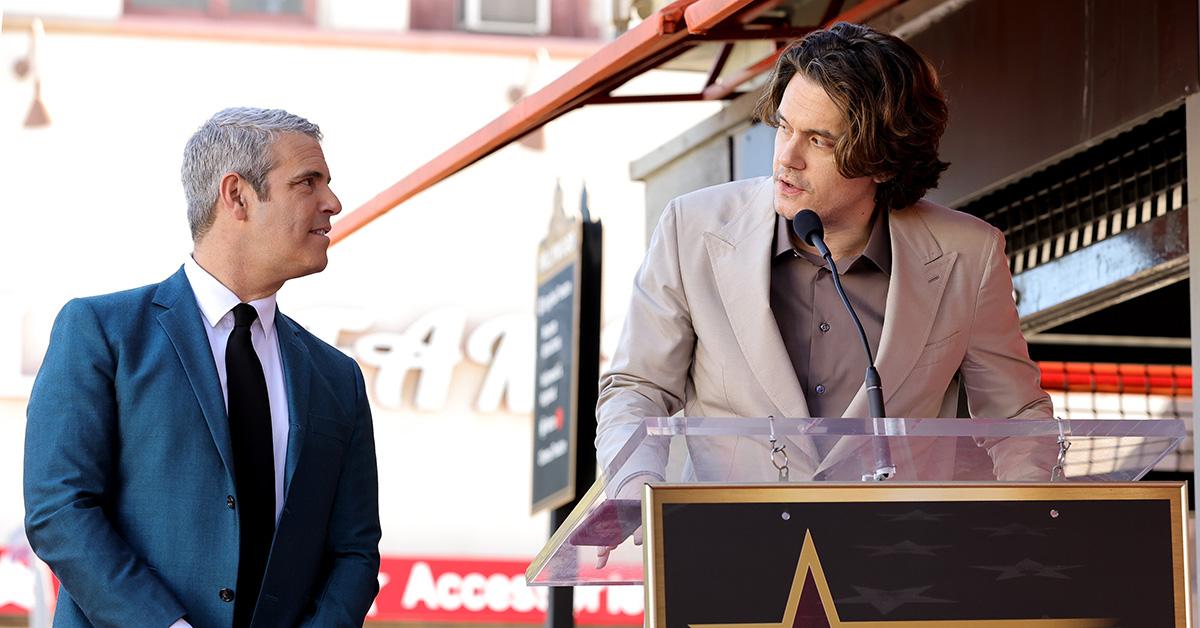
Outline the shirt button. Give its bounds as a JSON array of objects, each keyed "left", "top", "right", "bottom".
[
  {"left": 226, "top": 495, "right": 236, "bottom": 510},
  {"left": 815, "top": 384, "right": 826, "bottom": 395},
  {"left": 219, "top": 588, "right": 235, "bottom": 603},
  {"left": 818, "top": 322, "right": 830, "bottom": 333}
]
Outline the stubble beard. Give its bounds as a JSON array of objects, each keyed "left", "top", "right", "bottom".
[{"left": 773, "top": 167, "right": 812, "bottom": 220}]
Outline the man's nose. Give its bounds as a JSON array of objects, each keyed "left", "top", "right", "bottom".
[
  {"left": 323, "top": 190, "right": 342, "bottom": 215},
  {"left": 778, "top": 137, "right": 806, "bottom": 170}
]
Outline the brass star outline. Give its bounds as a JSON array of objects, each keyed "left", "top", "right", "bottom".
[{"left": 689, "top": 531, "right": 1114, "bottom": 628}]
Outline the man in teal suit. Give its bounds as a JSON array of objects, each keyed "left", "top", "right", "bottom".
[{"left": 23, "top": 108, "right": 381, "bottom": 627}]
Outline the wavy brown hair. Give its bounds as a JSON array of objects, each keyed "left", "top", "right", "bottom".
[{"left": 755, "top": 22, "right": 950, "bottom": 211}]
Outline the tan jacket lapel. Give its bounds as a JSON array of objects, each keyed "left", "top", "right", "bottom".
[
  {"left": 705, "top": 178, "right": 811, "bottom": 419},
  {"left": 817, "top": 205, "right": 957, "bottom": 475}
]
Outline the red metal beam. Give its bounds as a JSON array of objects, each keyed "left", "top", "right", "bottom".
[
  {"left": 706, "top": 43, "right": 734, "bottom": 87},
  {"left": 700, "top": 0, "right": 903, "bottom": 100},
  {"left": 589, "top": 93, "right": 711, "bottom": 104},
  {"left": 834, "top": 0, "right": 902, "bottom": 25},
  {"left": 565, "top": 43, "right": 699, "bottom": 109},
  {"left": 331, "top": 0, "right": 910, "bottom": 244},
  {"left": 329, "top": 0, "right": 699, "bottom": 244},
  {"left": 695, "top": 25, "right": 817, "bottom": 41},
  {"left": 683, "top": 0, "right": 767, "bottom": 34},
  {"left": 700, "top": 47, "right": 780, "bottom": 100}
]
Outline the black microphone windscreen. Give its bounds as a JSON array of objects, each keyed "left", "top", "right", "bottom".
[{"left": 791, "top": 209, "right": 824, "bottom": 247}]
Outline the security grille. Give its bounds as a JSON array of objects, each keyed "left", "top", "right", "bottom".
[
  {"left": 957, "top": 106, "right": 1187, "bottom": 275},
  {"left": 1040, "top": 361, "right": 1193, "bottom": 473}
]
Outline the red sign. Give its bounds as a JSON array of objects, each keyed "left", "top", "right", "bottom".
[
  {"left": 0, "top": 548, "right": 644, "bottom": 625},
  {"left": 371, "top": 556, "right": 643, "bottom": 624}
]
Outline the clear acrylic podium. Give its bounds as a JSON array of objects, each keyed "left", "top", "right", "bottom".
[{"left": 526, "top": 416, "right": 1187, "bottom": 587}]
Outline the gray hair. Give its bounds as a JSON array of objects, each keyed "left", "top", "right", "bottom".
[{"left": 182, "top": 107, "right": 323, "bottom": 241}]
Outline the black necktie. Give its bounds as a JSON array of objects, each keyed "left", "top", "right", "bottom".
[{"left": 226, "top": 303, "right": 275, "bottom": 627}]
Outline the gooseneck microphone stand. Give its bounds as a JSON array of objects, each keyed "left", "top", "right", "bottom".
[{"left": 792, "top": 210, "right": 895, "bottom": 481}]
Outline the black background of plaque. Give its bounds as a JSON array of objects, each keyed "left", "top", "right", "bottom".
[
  {"left": 532, "top": 262, "right": 577, "bottom": 508},
  {"left": 532, "top": 220, "right": 602, "bottom": 513},
  {"left": 660, "top": 498, "right": 1175, "bottom": 626}
]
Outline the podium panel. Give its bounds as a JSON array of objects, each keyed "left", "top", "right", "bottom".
[
  {"left": 644, "top": 483, "right": 1189, "bottom": 628},
  {"left": 526, "top": 417, "right": 1187, "bottom": 587}
]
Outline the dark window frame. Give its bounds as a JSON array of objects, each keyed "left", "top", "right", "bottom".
[{"left": 461, "top": 0, "right": 551, "bottom": 36}]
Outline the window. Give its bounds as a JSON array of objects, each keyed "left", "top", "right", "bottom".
[
  {"left": 125, "top": 0, "right": 315, "bottom": 23},
  {"left": 462, "top": 0, "right": 550, "bottom": 35}
]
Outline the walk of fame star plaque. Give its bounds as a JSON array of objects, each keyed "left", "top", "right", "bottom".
[{"left": 643, "top": 483, "right": 1188, "bottom": 628}]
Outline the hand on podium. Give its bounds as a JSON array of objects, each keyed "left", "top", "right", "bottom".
[
  {"left": 592, "top": 472, "right": 658, "bottom": 569},
  {"left": 595, "top": 525, "right": 641, "bottom": 569}
]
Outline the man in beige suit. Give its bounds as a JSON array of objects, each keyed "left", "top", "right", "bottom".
[{"left": 596, "top": 23, "right": 1053, "bottom": 495}]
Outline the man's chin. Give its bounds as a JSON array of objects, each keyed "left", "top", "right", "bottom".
[
  {"left": 305, "top": 258, "right": 330, "bottom": 276},
  {"left": 774, "top": 197, "right": 804, "bottom": 220},
  {"left": 286, "top": 257, "right": 329, "bottom": 282}
]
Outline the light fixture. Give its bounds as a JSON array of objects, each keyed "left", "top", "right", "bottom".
[{"left": 12, "top": 18, "right": 50, "bottom": 128}]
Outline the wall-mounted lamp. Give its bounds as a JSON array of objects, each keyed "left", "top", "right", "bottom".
[{"left": 12, "top": 18, "right": 50, "bottom": 128}]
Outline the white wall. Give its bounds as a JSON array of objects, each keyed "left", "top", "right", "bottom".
[
  {"left": 0, "top": 25, "right": 721, "bottom": 559},
  {"left": 317, "top": 0, "right": 410, "bottom": 32}
]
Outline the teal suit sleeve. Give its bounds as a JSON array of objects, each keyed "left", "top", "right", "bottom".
[
  {"left": 298, "top": 365, "right": 381, "bottom": 626},
  {"left": 23, "top": 299, "right": 187, "bottom": 627}
]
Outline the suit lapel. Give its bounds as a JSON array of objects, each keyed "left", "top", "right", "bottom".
[
  {"left": 707, "top": 178, "right": 810, "bottom": 419},
  {"left": 872, "top": 214, "right": 956, "bottom": 409},
  {"left": 275, "top": 312, "right": 311, "bottom": 495},
  {"left": 818, "top": 207, "right": 956, "bottom": 475},
  {"left": 153, "top": 267, "right": 235, "bottom": 477}
]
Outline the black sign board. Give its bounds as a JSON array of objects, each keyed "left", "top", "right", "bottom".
[
  {"left": 532, "top": 200, "right": 601, "bottom": 514},
  {"left": 644, "top": 483, "right": 1189, "bottom": 628}
]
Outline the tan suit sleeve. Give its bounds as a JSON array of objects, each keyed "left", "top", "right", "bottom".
[
  {"left": 595, "top": 199, "right": 695, "bottom": 491},
  {"left": 962, "top": 230, "right": 1057, "bottom": 479}
]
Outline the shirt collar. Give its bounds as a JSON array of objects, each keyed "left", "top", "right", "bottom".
[
  {"left": 773, "top": 211, "right": 794, "bottom": 258},
  {"left": 183, "top": 255, "right": 277, "bottom": 335},
  {"left": 861, "top": 210, "right": 892, "bottom": 275},
  {"left": 773, "top": 209, "right": 892, "bottom": 275}
]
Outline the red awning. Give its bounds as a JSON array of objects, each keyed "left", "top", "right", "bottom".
[
  {"left": 330, "top": 0, "right": 904, "bottom": 244},
  {"left": 1039, "top": 362, "right": 1192, "bottom": 396}
]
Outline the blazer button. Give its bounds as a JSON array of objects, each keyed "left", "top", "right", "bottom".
[
  {"left": 219, "top": 588, "right": 235, "bottom": 603},
  {"left": 226, "top": 495, "right": 236, "bottom": 510}
]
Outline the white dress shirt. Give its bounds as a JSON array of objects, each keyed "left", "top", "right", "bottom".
[
  {"left": 183, "top": 256, "right": 290, "bottom": 519},
  {"left": 171, "top": 261, "right": 292, "bottom": 628}
]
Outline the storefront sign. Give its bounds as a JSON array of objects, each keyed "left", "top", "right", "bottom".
[
  {"left": 373, "top": 556, "right": 642, "bottom": 624},
  {"left": 0, "top": 302, "right": 623, "bottom": 415},
  {"left": 0, "top": 548, "right": 644, "bottom": 625},
  {"left": 531, "top": 198, "right": 602, "bottom": 513}
]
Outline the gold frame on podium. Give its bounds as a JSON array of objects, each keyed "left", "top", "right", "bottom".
[{"left": 643, "top": 483, "right": 1190, "bottom": 628}]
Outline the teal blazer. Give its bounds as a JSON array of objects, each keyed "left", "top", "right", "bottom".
[{"left": 24, "top": 267, "right": 381, "bottom": 627}]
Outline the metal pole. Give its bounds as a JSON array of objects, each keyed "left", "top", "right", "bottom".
[
  {"left": 1183, "top": 92, "right": 1200, "bottom": 625},
  {"left": 546, "top": 214, "right": 602, "bottom": 628},
  {"left": 545, "top": 507, "right": 576, "bottom": 628}
]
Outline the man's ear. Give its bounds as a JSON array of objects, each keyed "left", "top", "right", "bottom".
[{"left": 218, "top": 172, "right": 252, "bottom": 221}]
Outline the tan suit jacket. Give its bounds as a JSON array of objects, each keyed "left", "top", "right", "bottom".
[{"left": 596, "top": 176, "right": 1053, "bottom": 483}]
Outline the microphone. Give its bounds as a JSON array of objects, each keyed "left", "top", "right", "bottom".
[{"left": 791, "top": 210, "right": 895, "bottom": 481}]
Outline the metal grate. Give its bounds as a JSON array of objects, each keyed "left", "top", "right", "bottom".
[{"left": 957, "top": 106, "right": 1187, "bottom": 275}]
